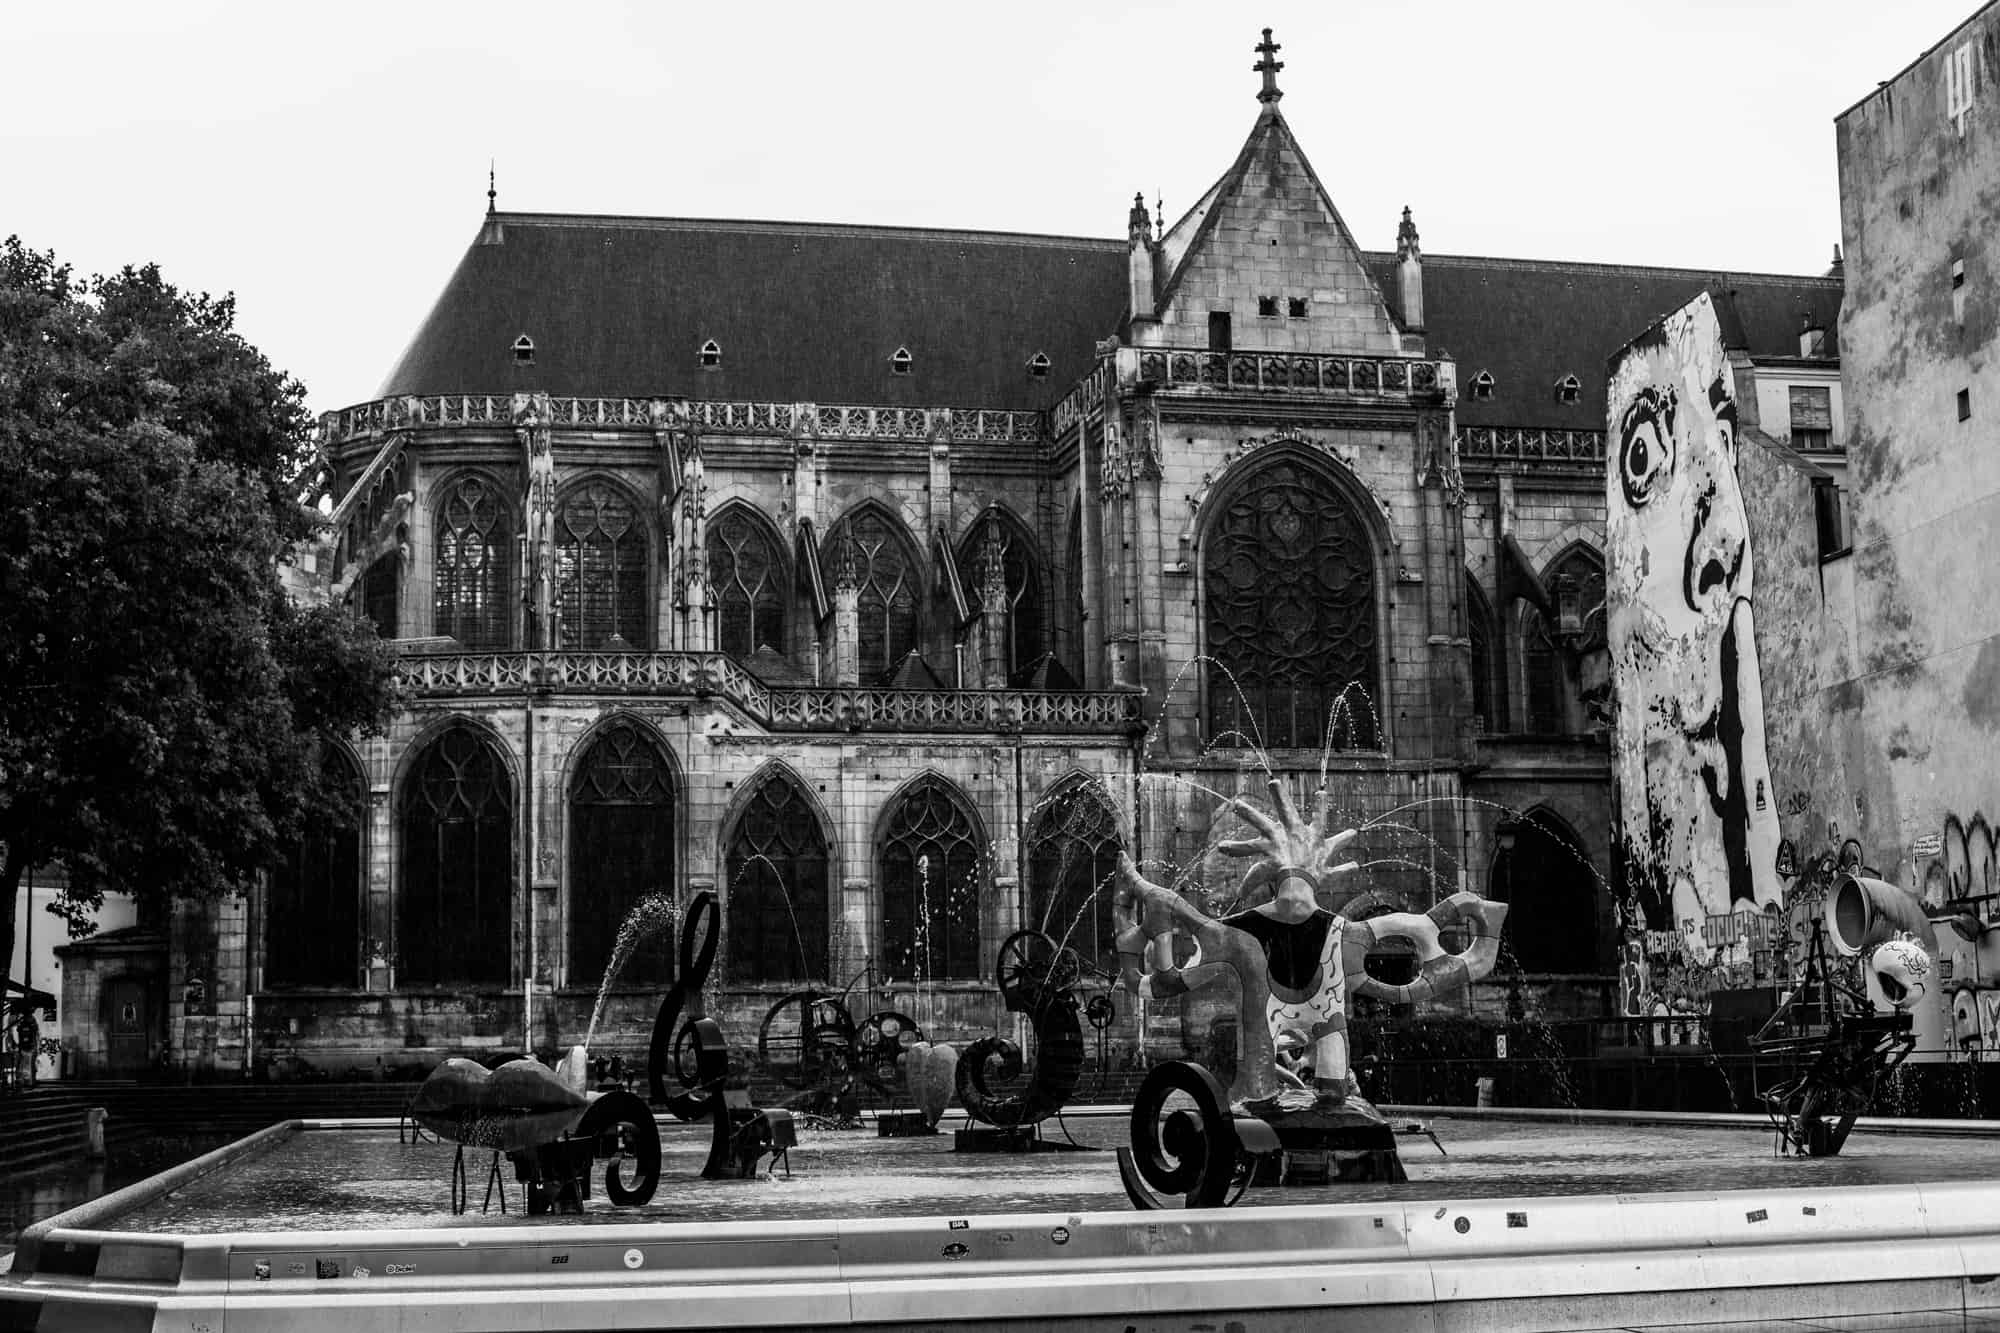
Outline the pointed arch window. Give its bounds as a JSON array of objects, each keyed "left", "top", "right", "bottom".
[
  {"left": 890, "top": 346, "right": 913, "bottom": 375},
  {"left": 434, "top": 476, "right": 513, "bottom": 649},
  {"left": 699, "top": 339, "right": 722, "bottom": 369},
  {"left": 826, "top": 511, "right": 920, "bottom": 683},
  {"left": 708, "top": 508, "right": 787, "bottom": 658},
  {"left": 1470, "top": 370, "right": 1496, "bottom": 401},
  {"left": 1027, "top": 783, "right": 1122, "bottom": 967},
  {"left": 399, "top": 726, "right": 512, "bottom": 986},
  {"left": 1204, "top": 458, "right": 1379, "bottom": 750},
  {"left": 725, "top": 769, "right": 829, "bottom": 982},
  {"left": 1523, "top": 548, "right": 1605, "bottom": 736},
  {"left": 957, "top": 514, "right": 1044, "bottom": 681},
  {"left": 556, "top": 482, "right": 649, "bottom": 650},
  {"left": 879, "top": 777, "right": 983, "bottom": 982},
  {"left": 266, "top": 748, "right": 364, "bottom": 989},
  {"left": 569, "top": 720, "right": 675, "bottom": 986}
]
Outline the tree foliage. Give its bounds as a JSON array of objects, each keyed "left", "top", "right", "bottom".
[{"left": 0, "top": 236, "right": 398, "bottom": 967}]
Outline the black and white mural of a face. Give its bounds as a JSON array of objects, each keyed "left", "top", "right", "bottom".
[{"left": 1606, "top": 294, "right": 1781, "bottom": 947}]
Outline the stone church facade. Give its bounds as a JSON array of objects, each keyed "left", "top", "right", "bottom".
[{"left": 79, "top": 34, "right": 1843, "bottom": 1079}]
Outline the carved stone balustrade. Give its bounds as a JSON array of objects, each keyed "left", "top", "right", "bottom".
[
  {"left": 1132, "top": 349, "right": 1449, "bottom": 399},
  {"left": 1456, "top": 426, "right": 1606, "bottom": 468},
  {"left": 395, "top": 652, "right": 1141, "bottom": 736},
  {"left": 320, "top": 395, "right": 1044, "bottom": 448}
]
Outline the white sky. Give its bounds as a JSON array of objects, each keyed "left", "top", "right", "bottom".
[{"left": 5, "top": 0, "right": 1979, "bottom": 419}]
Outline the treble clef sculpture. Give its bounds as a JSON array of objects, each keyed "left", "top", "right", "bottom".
[{"left": 647, "top": 890, "right": 725, "bottom": 1120}]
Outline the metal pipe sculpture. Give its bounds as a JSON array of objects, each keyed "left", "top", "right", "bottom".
[
  {"left": 1754, "top": 876, "right": 1921, "bottom": 1156},
  {"left": 1111, "top": 778, "right": 1507, "bottom": 1208}
]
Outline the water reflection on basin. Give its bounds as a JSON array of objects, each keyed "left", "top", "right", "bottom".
[{"left": 96, "top": 1111, "right": 2000, "bottom": 1236}]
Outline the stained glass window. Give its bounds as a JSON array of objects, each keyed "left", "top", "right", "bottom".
[
  {"left": 879, "top": 777, "right": 983, "bottom": 981},
  {"left": 399, "top": 726, "right": 512, "bottom": 986},
  {"left": 1204, "top": 459, "right": 1379, "bottom": 749},
  {"left": 266, "top": 748, "right": 364, "bottom": 989},
  {"left": 434, "top": 476, "right": 513, "bottom": 649},
  {"left": 708, "top": 508, "right": 787, "bottom": 658},
  {"left": 958, "top": 514, "right": 1044, "bottom": 680},
  {"left": 725, "top": 769, "right": 830, "bottom": 982},
  {"left": 569, "top": 721, "right": 675, "bottom": 986},
  {"left": 556, "top": 482, "right": 649, "bottom": 650},
  {"left": 825, "top": 510, "right": 920, "bottom": 684},
  {"left": 1027, "top": 782, "right": 1122, "bottom": 967}
]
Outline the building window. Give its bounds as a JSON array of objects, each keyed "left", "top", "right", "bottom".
[
  {"left": 1554, "top": 375, "right": 1581, "bottom": 405},
  {"left": 1523, "top": 548, "right": 1605, "bottom": 736},
  {"left": 265, "top": 748, "right": 364, "bottom": 989},
  {"left": 1258, "top": 296, "right": 1279, "bottom": 318},
  {"left": 890, "top": 346, "right": 913, "bottom": 375},
  {"left": 699, "top": 339, "right": 722, "bottom": 368},
  {"left": 1028, "top": 351, "right": 1051, "bottom": 378},
  {"left": 1467, "top": 575, "right": 1501, "bottom": 732},
  {"left": 1813, "top": 477, "right": 1851, "bottom": 561},
  {"left": 1790, "top": 385, "right": 1834, "bottom": 452},
  {"left": 1204, "top": 458, "right": 1379, "bottom": 750},
  {"left": 1470, "top": 370, "right": 1495, "bottom": 401},
  {"left": 358, "top": 555, "right": 399, "bottom": 639},
  {"left": 399, "top": 726, "right": 512, "bottom": 987},
  {"left": 1208, "top": 311, "right": 1232, "bottom": 353},
  {"left": 725, "top": 769, "right": 829, "bottom": 983},
  {"left": 825, "top": 510, "right": 920, "bottom": 683},
  {"left": 1960, "top": 388, "right": 1973, "bottom": 421},
  {"left": 708, "top": 508, "right": 787, "bottom": 659},
  {"left": 568, "top": 721, "right": 675, "bottom": 987},
  {"left": 879, "top": 776, "right": 984, "bottom": 982},
  {"left": 958, "top": 514, "right": 1044, "bottom": 681},
  {"left": 512, "top": 335, "right": 535, "bottom": 365},
  {"left": 1027, "top": 782, "right": 1122, "bottom": 968},
  {"left": 1287, "top": 297, "right": 1308, "bottom": 318},
  {"left": 555, "top": 482, "right": 649, "bottom": 650},
  {"left": 433, "top": 476, "right": 513, "bottom": 649}
]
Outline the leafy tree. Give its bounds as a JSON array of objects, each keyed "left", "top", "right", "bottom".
[{"left": 0, "top": 236, "right": 398, "bottom": 973}]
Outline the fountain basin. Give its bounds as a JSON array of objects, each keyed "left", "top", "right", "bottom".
[{"left": 7, "top": 1109, "right": 2000, "bottom": 1331}]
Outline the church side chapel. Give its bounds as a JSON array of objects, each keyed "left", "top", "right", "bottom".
[{"left": 104, "top": 31, "right": 1842, "bottom": 1080}]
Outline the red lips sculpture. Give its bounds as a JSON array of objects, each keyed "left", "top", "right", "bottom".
[{"left": 409, "top": 1056, "right": 592, "bottom": 1152}]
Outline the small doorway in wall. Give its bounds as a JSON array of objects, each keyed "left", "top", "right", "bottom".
[
  {"left": 1489, "top": 808, "right": 1603, "bottom": 974},
  {"left": 106, "top": 977, "right": 154, "bottom": 1076}
]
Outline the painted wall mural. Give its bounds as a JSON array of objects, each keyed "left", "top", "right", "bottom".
[{"left": 1606, "top": 293, "right": 1783, "bottom": 940}]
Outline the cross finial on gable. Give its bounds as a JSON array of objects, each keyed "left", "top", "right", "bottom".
[
  {"left": 1253, "top": 28, "right": 1284, "bottom": 105},
  {"left": 488, "top": 161, "right": 497, "bottom": 215}
]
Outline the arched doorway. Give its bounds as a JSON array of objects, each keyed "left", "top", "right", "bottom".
[{"left": 1489, "top": 809, "right": 1602, "bottom": 974}]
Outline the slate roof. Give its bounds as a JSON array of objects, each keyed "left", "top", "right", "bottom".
[
  {"left": 376, "top": 211, "right": 1841, "bottom": 434},
  {"left": 379, "top": 214, "right": 1129, "bottom": 410},
  {"left": 1365, "top": 253, "right": 1842, "bottom": 431}
]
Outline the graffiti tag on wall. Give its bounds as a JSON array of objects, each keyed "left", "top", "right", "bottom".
[{"left": 1606, "top": 293, "right": 1783, "bottom": 936}]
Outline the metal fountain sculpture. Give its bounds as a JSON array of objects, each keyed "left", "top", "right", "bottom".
[
  {"left": 1112, "top": 779, "right": 1509, "bottom": 1208},
  {"left": 952, "top": 929, "right": 1118, "bottom": 1151}
]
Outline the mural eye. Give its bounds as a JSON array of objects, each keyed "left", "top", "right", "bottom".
[{"left": 1619, "top": 419, "right": 1669, "bottom": 509}]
